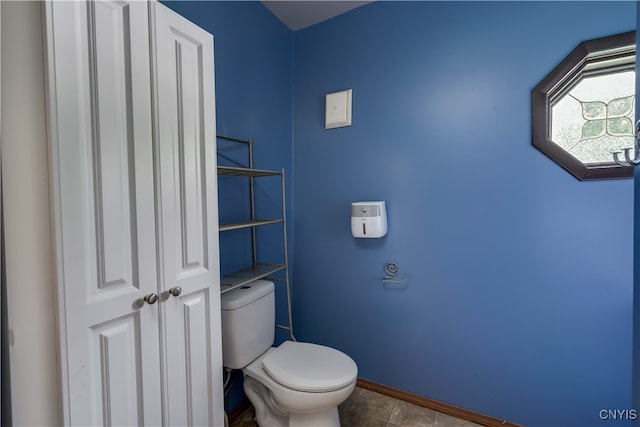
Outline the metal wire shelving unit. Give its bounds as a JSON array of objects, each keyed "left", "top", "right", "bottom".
[{"left": 216, "top": 134, "right": 295, "bottom": 340}]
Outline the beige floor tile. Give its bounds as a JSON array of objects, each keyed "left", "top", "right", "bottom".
[
  {"left": 434, "top": 411, "right": 483, "bottom": 427},
  {"left": 340, "top": 407, "right": 388, "bottom": 427},
  {"left": 349, "top": 388, "right": 397, "bottom": 422},
  {"left": 388, "top": 400, "right": 437, "bottom": 427}
]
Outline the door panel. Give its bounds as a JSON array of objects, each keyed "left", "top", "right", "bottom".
[
  {"left": 174, "top": 35, "right": 206, "bottom": 274},
  {"left": 91, "top": 314, "right": 144, "bottom": 426},
  {"left": 153, "top": 3, "right": 223, "bottom": 426},
  {"left": 176, "top": 290, "right": 213, "bottom": 427},
  {"left": 45, "top": 1, "right": 161, "bottom": 425},
  {"left": 91, "top": 0, "right": 137, "bottom": 292}
]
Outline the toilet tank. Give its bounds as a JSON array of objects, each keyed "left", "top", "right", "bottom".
[{"left": 220, "top": 280, "right": 275, "bottom": 369}]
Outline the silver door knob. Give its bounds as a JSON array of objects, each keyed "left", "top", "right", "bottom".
[
  {"left": 168, "top": 286, "right": 182, "bottom": 297},
  {"left": 144, "top": 293, "right": 158, "bottom": 304}
]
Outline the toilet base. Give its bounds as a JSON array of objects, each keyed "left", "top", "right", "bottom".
[
  {"left": 289, "top": 407, "right": 340, "bottom": 426},
  {"left": 244, "top": 376, "right": 342, "bottom": 427}
]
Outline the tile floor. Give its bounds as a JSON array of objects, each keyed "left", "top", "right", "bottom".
[{"left": 229, "top": 386, "right": 484, "bottom": 427}]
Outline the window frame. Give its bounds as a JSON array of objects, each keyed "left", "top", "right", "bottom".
[{"left": 532, "top": 31, "right": 636, "bottom": 180}]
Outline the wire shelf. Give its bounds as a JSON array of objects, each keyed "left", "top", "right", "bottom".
[{"left": 220, "top": 263, "right": 286, "bottom": 294}]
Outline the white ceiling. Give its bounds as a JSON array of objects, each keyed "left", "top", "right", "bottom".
[{"left": 261, "top": 1, "right": 372, "bottom": 31}]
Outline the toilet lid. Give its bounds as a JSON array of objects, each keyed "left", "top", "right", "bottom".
[{"left": 261, "top": 341, "right": 357, "bottom": 393}]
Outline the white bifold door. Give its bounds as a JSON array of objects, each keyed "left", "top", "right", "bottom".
[{"left": 44, "top": 1, "right": 223, "bottom": 425}]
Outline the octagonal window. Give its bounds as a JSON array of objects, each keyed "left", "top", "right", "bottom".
[{"left": 532, "top": 31, "right": 635, "bottom": 180}]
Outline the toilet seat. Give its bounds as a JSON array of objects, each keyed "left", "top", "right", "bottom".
[{"left": 261, "top": 341, "right": 357, "bottom": 393}]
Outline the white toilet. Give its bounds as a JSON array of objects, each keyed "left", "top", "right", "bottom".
[{"left": 221, "top": 279, "right": 358, "bottom": 427}]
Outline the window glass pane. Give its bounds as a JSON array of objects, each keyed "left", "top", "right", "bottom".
[
  {"left": 551, "top": 70, "right": 635, "bottom": 164},
  {"left": 582, "top": 101, "right": 606, "bottom": 120}
]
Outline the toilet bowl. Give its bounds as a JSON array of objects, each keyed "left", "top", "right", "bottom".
[
  {"left": 220, "top": 280, "right": 358, "bottom": 427},
  {"left": 243, "top": 342, "right": 357, "bottom": 426}
]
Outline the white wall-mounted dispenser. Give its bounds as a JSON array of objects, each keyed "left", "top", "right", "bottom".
[
  {"left": 351, "top": 201, "right": 387, "bottom": 238},
  {"left": 326, "top": 89, "right": 352, "bottom": 129}
]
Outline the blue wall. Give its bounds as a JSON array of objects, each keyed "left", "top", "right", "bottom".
[
  {"left": 292, "top": 2, "right": 634, "bottom": 427},
  {"left": 165, "top": 1, "right": 635, "bottom": 426}
]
